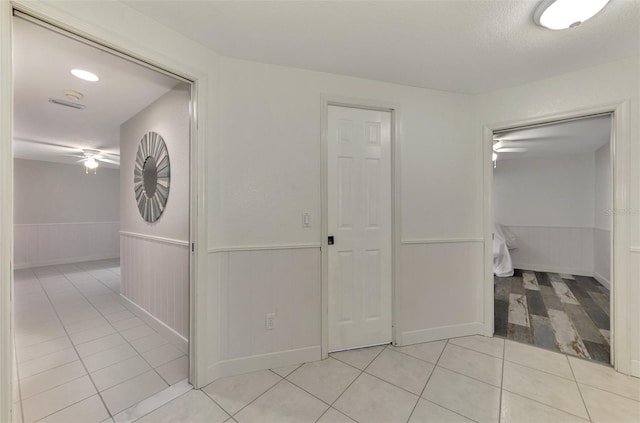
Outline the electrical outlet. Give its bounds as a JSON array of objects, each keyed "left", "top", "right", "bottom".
[{"left": 266, "top": 313, "right": 276, "bottom": 330}]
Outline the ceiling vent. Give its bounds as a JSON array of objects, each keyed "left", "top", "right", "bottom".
[{"left": 48, "top": 97, "right": 86, "bottom": 110}]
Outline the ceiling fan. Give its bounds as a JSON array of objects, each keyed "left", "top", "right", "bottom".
[
  {"left": 69, "top": 149, "right": 120, "bottom": 173},
  {"left": 492, "top": 140, "right": 529, "bottom": 154}
]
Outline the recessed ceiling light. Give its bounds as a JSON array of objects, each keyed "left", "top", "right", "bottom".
[
  {"left": 71, "top": 69, "right": 99, "bottom": 82},
  {"left": 534, "top": 0, "right": 611, "bottom": 30}
]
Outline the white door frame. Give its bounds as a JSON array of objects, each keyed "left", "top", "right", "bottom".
[
  {"left": 320, "top": 95, "right": 402, "bottom": 358},
  {"left": 0, "top": 2, "right": 212, "bottom": 421},
  {"left": 481, "top": 101, "right": 631, "bottom": 374}
]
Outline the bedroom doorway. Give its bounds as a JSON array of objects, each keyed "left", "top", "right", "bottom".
[{"left": 491, "top": 114, "right": 613, "bottom": 365}]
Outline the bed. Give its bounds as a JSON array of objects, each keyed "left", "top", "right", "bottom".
[{"left": 493, "top": 223, "right": 517, "bottom": 277}]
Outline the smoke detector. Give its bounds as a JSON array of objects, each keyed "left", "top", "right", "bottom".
[{"left": 64, "top": 90, "right": 84, "bottom": 102}]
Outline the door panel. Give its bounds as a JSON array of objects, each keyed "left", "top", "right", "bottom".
[{"left": 328, "top": 105, "right": 392, "bottom": 352}]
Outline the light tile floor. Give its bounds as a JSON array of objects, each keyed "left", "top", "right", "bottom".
[
  {"left": 12, "top": 260, "right": 188, "bottom": 423},
  {"left": 131, "top": 335, "right": 639, "bottom": 423}
]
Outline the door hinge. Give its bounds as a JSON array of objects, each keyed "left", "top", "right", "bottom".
[{"left": 191, "top": 243, "right": 195, "bottom": 252}]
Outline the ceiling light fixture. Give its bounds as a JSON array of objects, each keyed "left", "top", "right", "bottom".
[
  {"left": 71, "top": 69, "right": 100, "bottom": 82},
  {"left": 534, "top": 0, "right": 611, "bottom": 30},
  {"left": 84, "top": 157, "right": 99, "bottom": 174}
]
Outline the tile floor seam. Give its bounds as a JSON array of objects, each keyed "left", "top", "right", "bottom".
[
  {"left": 30, "top": 391, "right": 98, "bottom": 423},
  {"left": 227, "top": 378, "right": 293, "bottom": 419},
  {"left": 501, "top": 355, "right": 576, "bottom": 382},
  {"left": 573, "top": 380, "right": 640, "bottom": 403},
  {"left": 567, "top": 355, "right": 596, "bottom": 422},
  {"left": 131, "top": 388, "right": 203, "bottom": 423},
  {"left": 20, "top": 370, "right": 87, "bottom": 401},
  {"left": 500, "top": 387, "right": 593, "bottom": 421},
  {"left": 281, "top": 374, "right": 334, "bottom": 408},
  {"left": 446, "top": 340, "right": 504, "bottom": 360},
  {"left": 59, "top": 264, "right": 180, "bottom": 406},
  {"left": 196, "top": 388, "right": 234, "bottom": 422},
  {"left": 33, "top": 269, "right": 113, "bottom": 419},
  {"left": 387, "top": 345, "right": 442, "bottom": 366},
  {"left": 498, "top": 335, "right": 506, "bottom": 423},
  {"left": 405, "top": 338, "right": 450, "bottom": 423},
  {"left": 433, "top": 362, "right": 503, "bottom": 390},
  {"left": 319, "top": 343, "right": 389, "bottom": 422},
  {"left": 17, "top": 352, "right": 79, "bottom": 379}
]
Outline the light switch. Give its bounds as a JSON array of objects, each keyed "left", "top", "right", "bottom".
[{"left": 302, "top": 212, "right": 312, "bottom": 228}]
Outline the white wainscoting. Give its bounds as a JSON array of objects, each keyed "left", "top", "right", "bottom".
[
  {"left": 400, "top": 240, "right": 484, "bottom": 345},
  {"left": 120, "top": 232, "right": 189, "bottom": 340},
  {"left": 593, "top": 228, "right": 611, "bottom": 289},
  {"left": 14, "top": 222, "right": 119, "bottom": 269},
  {"left": 206, "top": 247, "right": 321, "bottom": 381},
  {"left": 505, "top": 225, "right": 594, "bottom": 276}
]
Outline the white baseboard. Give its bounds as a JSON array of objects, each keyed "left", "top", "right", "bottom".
[
  {"left": 512, "top": 263, "right": 592, "bottom": 277},
  {"left": 400, "top": 323, "right": 484, "bottom": 346},
  {"left": 206, "top": 346, "right": 321, "bottom": 383},
  {"left": 631, "top": 360, "right": 640, "bottom": 378},
  {"left": 593, "top": 271, "right": 611, "bottom": 290},
  {"left": 119, "top": 294, "right": 189, "bottom": 354},
  {"left": 14, "top": 254, "right": 119, "bottom": 270}
]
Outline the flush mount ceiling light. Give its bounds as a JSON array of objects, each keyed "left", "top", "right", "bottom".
[
  {"left": 71, "top": 69, "right": 99, "bottom": 82},
  {"left": 84, "top": 157, "right": 98, "bottom": 174},
  {"left": 534, "top": 0, "right": 611, "bottom": 30}
]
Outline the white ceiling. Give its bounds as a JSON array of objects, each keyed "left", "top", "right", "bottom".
[
  {"left": 493, "top": 114, "right": 611, "bottom": 160},
  {"left": 124, "top": 0, "right": 640, "bottom": 94},
  {"left": 13, "top": 17, "right": 181, "bottom": 168}
]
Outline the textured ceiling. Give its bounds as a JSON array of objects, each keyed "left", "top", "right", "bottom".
[
  {"left": 494, "top": 114, "right": 611, "bottom": 161},
  {"left": 13, "top": 17, "right": 181, "bottom": 168},
  {"left": 124, "top": 0, "right": 640, "bottom": 94}
]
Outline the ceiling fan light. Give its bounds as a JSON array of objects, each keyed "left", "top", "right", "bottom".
[
  {"left": 534, "top": 0, "right": 611, "bottom": 30},
  {"left": 84, "top": 158, "right": 99, "bottom": 169}
]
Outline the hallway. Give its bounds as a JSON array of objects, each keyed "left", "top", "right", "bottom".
[{"left": 13, "top": 260, "right": 188, "bottom": 423}]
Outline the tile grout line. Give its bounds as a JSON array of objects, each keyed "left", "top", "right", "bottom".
[
  {"left": 405, "top": 338, "right": 450, "bottom": 423},
  {"left": 321, "top": 343, "right": 389, "bottom": 423},
  {"left": 83, "top": 266, "right": 187, "bottom": 388},
  {"left": 62, "top": 264, "right": 179, "bottom": 400},
  {"left": 498, "top": 336, "right": 506, "bottom": 423},
  {"left": 27, "top": 267, "right": 112, "bottom": 421},
  {"left": 567, "top": 356, "right": 594, "bottom": 422},
  {"left": 500, "top": 387, "right": 594, "bottom": 421}
]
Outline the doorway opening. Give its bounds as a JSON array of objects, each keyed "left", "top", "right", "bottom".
[
  {"left": 12, "top": 14, "right": 192, "bottom": 421},
  {"left": 491, "top": 114, "right": 613, "bottom": 365}
]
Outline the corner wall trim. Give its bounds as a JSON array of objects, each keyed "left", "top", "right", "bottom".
[
  {"left": 206, "top": 346, "right": 321, "bottom": 382},
  {"left": 207, "top": 244, "right": 321, "bottom": 253},
  {"left": 593, "top": 271, "right": 611, "bottom": 290},
  {"left": 119, "top": 231, "right": 189, "bottom": 247},
  {"left": 400, "top": 322, "right": 484, "bottom": 346},
  {"left": 119, "top": 294, "right": 189, "bottom": 354},
  {"left": 401, "top": 238, "right": 484, "bottom": 245}
]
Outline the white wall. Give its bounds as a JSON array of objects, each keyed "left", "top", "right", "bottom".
[
  {"left": 493, "top": 153, "right": 596, "bottom": 275},
  {"left": 594, "top": 142, "right": 611, "bottom": 286},
  {"left": 477, "top": 56, "right": 639, "bottom": 376},
  {"left": 206, "top": 56, "right": 480, "bottom": 378},
  {"left": 13, "top": 159, "right": 119, "bottom": 268},
  {"left": 493, "top": 154, "right": 595, "bottom": 228},
  {"left": 120, "top": 84, "right": 191, "bottom": 339}
]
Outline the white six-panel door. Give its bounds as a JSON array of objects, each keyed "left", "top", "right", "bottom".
[{"left": 328, "top": 105, "right": 392, "bottom": 352}]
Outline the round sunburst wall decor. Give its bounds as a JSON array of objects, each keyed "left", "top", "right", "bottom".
[{"left": 134, "top": 131, "right": 170, "bottom": 223}]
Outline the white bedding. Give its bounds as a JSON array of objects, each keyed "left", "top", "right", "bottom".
[{"left": 493, "top": 223, "right": 517, "bottom": 277}]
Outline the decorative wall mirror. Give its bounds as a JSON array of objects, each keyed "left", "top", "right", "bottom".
[{"left": 134, "top": 131, "right": 170, "bottom": 222}]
